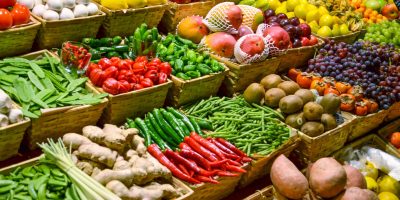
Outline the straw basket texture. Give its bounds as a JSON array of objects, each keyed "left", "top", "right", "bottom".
[
  {"left": 167, "top": 66, "right": 228, "bottom": 107},
  {"left": 386, "top": 101, "right": 400, "bottom": 122},
  {"left": 97, "top": 3, "right": 167, "bottom": 37},
  {"left": 33, "top": 12, "right": 106, "bottom": 49},
  {"left": 315, "top": 31, "right": 361, "bottom": 44},
  {"left": 243, "top": 186, "right": 274, "bottom": 200},
  {"left": 0, "top": 17, "right": 40, "bottom": 58},
  {"left": 347, "top": 110, "right": 388, "bottom": 142},
  {"left": 158, "top": 1, "right": 214, "bottom": 33},
  {"left": 212, "top": 55, "right": 280, "bottom": 96}
]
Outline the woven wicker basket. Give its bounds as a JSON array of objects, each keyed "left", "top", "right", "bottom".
[
  {"left": 96, "top": 3, "right": 168, "bottom": 37},
  {"left": 277, "top": 38, "right": 324, "bottom": 72},
  {"left": 158, "top": 1, "right": 214, "bottom": 33},
  {"left": 0, "top": 104, "right": 30, "bottom": 161},
  {"left": 386, "top": 101, "right": 400, "bottom": 122},
  {"left": 314, "top": 31, "right": 361, "bottom": 44},
  {"left": 238, "top": 130, "right": 300, "bottom": 188},
  {"left": 88, "top": 81, "right": 172, "bottom": 126},
  {"left": 167, "top": 66, "right": 228, "bottom": 107},
  {"left": 243, "top": 186, "right": 274, "bottom": 200},
  {"left": 0, "top": 17, "right": 40, "bottom": 58},
  {"left": 33, "top": 12, "right": 106, "bottom": 49},
  {"left": 297, "top": 112, "right": 356, "bottom": 162},
  {"left": 19, "top": 50, "right": 108, "bottom": 150},
  {"left": 212, "top": 55, "right": 280, "bottom": 96},
  {"left": 347, "top": 109, "right": 388, "bottom": 142}
]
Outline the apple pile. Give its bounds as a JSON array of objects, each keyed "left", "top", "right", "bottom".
[
  {"left": 351, "top": 0, "right": 399, "bottom": 24},
  {"left": 263, "top": 9, "right": 319, "bottom": 48}
]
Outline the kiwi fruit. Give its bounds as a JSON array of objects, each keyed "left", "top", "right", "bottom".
[
  {"left": 265, "top": 88, "right": 286, "bottom": 108},
  {"left": 277, "top": 81, "right": 300, "bottom": 95},
  {"left": 301, "top": 122, "right": 325, "bottom": 137},
  {"left": 303, "top": 102, "right": 324, "bottom": 121},
  {"left": 321, "top": 113, "right": 337, "bottom": 131},
  {"left": 260, "top": 74, "right": 282, "bottom": 90},
  {"left": 285, "top": 112, "right": 306, "bottom": 129},
  {"left": 243, "top": 83, "right": 265, "bottom": 104},
  {"left": 279, "top": 95, "right": 304, "bottom": 114},
  {"left": 319, "top": 93, "right": 341, "bottom": 114},
  {"left": 294, "top": 89, "right": 315, "bottom": 104}
]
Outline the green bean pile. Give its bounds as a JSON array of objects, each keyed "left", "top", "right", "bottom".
[{"left": 183, "top": 96, "right": 291, "bottom": 156}]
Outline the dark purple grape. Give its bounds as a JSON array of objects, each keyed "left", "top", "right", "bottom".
[
  {"left": 279, "top": 18, "right": 290, "bottom": 27},
  {"left": 264, "top": 9, "right": 275, "bottom": 19},
  {"left": 289, "top": 17, "right": 300, "bottom": 26},
  {"left": 276, "top": 13, "right": 288, "bottom": 20}
]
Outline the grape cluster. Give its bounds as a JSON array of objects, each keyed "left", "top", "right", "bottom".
[{"left": 306, "top": 40, "right": 400, "bottom": 109}]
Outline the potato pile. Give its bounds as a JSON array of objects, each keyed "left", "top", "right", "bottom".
[
  {"left": 270, "top": 155, "right": 377, "bottom": 200},
  {"left": 243, "top": 74, "right": 340, "bottom": 137},
  {"left": 63, "top": 124, "right": 184, "bottom": 200}
]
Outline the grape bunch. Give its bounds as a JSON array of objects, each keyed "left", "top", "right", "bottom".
[{"left": 306, "top": 40, "right": 400, "bottom": 109}]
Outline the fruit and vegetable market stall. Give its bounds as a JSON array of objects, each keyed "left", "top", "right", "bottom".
[{"left": 0, "top": 0, "right": 399, "bottom": 199}]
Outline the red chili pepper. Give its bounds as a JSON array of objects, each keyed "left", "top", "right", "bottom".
[
  {"left": 158, "top": 72, "right": 168, "bottom": 84},
  {"left": 216, "top": 138, "right": 247, "bottom": 158},
  {"left": 79, "top": 53, "right": 91, "bottom": 69},
  {"left": 188, "top": 170, "right": 195, "bottom": 177},
  {"left": 177, "top": 164, "right": 190, "bottom": 176},
  {"left": 117, "top": 59, "right": 131, "bottom": 70},
  {"left": 184, "top": 137, "right": 219, "bottom": 162},
  {"left": 242, "top": 157, "right": 252, "bottom": 163},
  {"left": 98, "top": 58, "right": 112, "bottom": 69},
  {"left": 225, "top": 164, "right": 246, "bottom": 173},
  {"left": 147, "top": 144, "right": 200, "bottom": 184},
  {"left": 144, "top": 70, "right": 158, "bottom": 84},
  {"left": 226, "top": 159, "right": 241, "bottom": 167},
  {"left": 135, "top": 56, "right": 148, "bottom": 64},
  {"left": 215, "top": 170, "right": 239, "bottom": 177},
  {"left": 132, "top": 62, "right": 146, "bottom": 75},
  {"left": 118, "top": 80, "right": 131, "bottom": 93},
  {"left": 209, "top": 160, "right": 228, "bottom": 168},
  {"left": 165, "top": 150, "right": 214, "bottom": 177},
  {"left": 208, "top": 138, "right": 236, "bottom": 155},
  {"left": 221, "top": 152, "right": 240, "bottom": 160},
  {"left": 102, "top": 78, "right": 119, "bottom": 95},
  {"left": 190, "top": 132, "right": 226, "bottom": 160},
  {"left": 89, "top": 68, "right": 105, "bottom": 87},
  {"left": 140, "top": 78, "right": 154, "bottom": 88},
  {"left": 180, "top": 143, "right": 191, "bottom": 150},
  {"left": 103, "top": 66, "right": 118, "bottom": 79},
  {"left": 180, "top": 149, "right": 211, "bottom": 171},
  {"left": 133, "top": 83, "right": 144, "bottom": 91},
  {"left": 194, "top": 175, "right": 219, "bottom": 184},
  {"left": 159, "top": 62, "right": 172, "bottom": 76}
]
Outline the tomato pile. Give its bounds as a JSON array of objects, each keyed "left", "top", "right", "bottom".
[
  {"left": 0, "top": 0, "right": 30, "bottom": 30},
  {"left": 86, "top": 57, "right": 172, "bottom": 95}
]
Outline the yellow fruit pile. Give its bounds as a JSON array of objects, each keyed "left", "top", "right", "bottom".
[
  {"left": 363, "top": 162, "right": 400, "bottom": 200},
  {"left": 100, "top": 0, "right": 166, "bottom": 10},
  {"left": 272, "top": 0, "right": 351, "bottom": 37}
]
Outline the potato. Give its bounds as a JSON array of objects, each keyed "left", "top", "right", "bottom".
[
  {"left": 334, "top": 187, "right": 378, "bottom": 200},
  {"left": 270, "top": 155, "right": 309, "bottom": 199},
  {"left": 309, "top": 157, "right": 347, "bottom": 198},
  {"left": 343, "top": 165, "right": 367, "bottom": 189}
]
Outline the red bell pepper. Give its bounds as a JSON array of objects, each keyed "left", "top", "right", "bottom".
[
  {"left": 117, "top": 59, "right": 131, "bottom": 70},
  {"left": 118, "top": 80, "right": 131, "bottom": 93},
  {"left": 90, "top": 68, "right": 105, "bottom": 87},
  {"left": 194, "top": 175, "right": 219, "bottom": 184},
  {"left": 144, "top": 70, "right": 158, "bottom": 84},
  {"left": 86, "top": 63, "right": 100, "bottom": 77},
  {"left": 158, "top": 72, "right": 168, "bottom": 84},
  {"left": 110, "top": 57, "right": 121, "bottom": 67},
  {"left": 135, "top": 56, "right": 148, "bottom": 64},
  {"left": 133, "top": 83, "right": 144, "bottom": 91},
  {"left": 98, "top": 58, "right": 112, "bottom": 70},
  {"left": 184, "top": 137, "right": 219, "bottom": 162},
  {"left": 190, "top": 132, "right": 226, "bottom": 160},
  {"left": 140, "top": 78, "right": 154, "bottom": 88},
  {"left": 102, "top": 78, "right": 119, "bottom": 95},
  {"left": 180, "top": 149, "right": 212, "bottom": 171},
  {"left": 117, "top": 69, "right": 128, "bottom": 81},
  {"left": 132, "top": 62, "right": 146, "bottom": 75},
  {"left": 103, "top": 66, "right": 118, "bottom": 79},
  {"left": 147, "top": 144, "right": 200, "bottom": 184},
  {"left": 149, "top": 58, "right": 161, "bottom": 65},
  {"left": 159, "top": 62, "right": 172, "bottom": 76}
]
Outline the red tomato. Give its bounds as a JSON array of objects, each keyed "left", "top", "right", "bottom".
[
  {"left": 0, "top": 0, "right": 16, "bottom": 8},
  {"left": 0, "top": 8, "right": 12, "bottom": 30},
  {"left": 10, "top": 4, "right": 30, "bottom": 26},
  {"left": 389, "top": 132, "right": 400, "bottom": 148}
]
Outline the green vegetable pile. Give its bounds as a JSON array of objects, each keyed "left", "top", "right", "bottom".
[
  {"left": 0, "top": 162, "right": 78, "bottom": 200},
  {"left": 183, "top": 96, "right": 291, "bottom": 156},
  {"left": 0, "top": 54, "right": 107, "bottom": 118},
  {"left": 82, "top": 36, "right": 133, "bottom": 60},
  {"left": 363, "top": 20, "right": 400, "bottom": 47},
  {"left": 157, "top": 34, "right": 225, "bottom": 80}
]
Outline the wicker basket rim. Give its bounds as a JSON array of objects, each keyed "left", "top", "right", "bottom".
[
  {"left": 96, "top": 2, "right": 167, "bottom": 14},
  {"left": 0, "top": 16, "right": 40, "bottom": 33},
  {"left": 211, "top": 54, "right": 280, "bottom": 69}
]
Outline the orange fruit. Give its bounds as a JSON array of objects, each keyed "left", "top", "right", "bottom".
[
  {"left": 371, "top": 10, "right": 378, "bottom": 16},
  {"left": 376, "top": 18, "right": 382, "bottom": 23},
  {"left": 367, "top": 19, "right": 374, "bottom": 23},
  {"left": 377, "top": 14, "right": 382, "bottom": 19},
  {"left": 363, "top": 17, "right": 369, "bottom": 22}
]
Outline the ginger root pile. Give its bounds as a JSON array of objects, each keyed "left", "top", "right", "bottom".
[{"left": 63, "top": 124, "right": 184, "bottom": 200}]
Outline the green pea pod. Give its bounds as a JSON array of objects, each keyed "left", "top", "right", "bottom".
[
  {"left": 174, "top": 59, "right": 184, "bottom": 72},
  {"left": 183, "top": 65, "right": 196, "bottom": 73},
  {"left": 185, "top": 71, "right": 201, "bottom": 79},
  {"left": 175, "top": 72, "right": 191, "bottom": 80}
]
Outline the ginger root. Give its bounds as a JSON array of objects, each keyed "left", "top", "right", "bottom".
[
  {"left": 82, "top": 125, "right": 105, "bottom": 144},
  {"left": 113, "top": 156, "right": 131, "bottom": 171},
  {"left": 93, "top": 168, "right": 148, "bottom": 186},
  {"left": 103, "top": 124, "right": 127, "bottom": 153},
  {"left": 77, "top": 143, "right": 118, "bottom": 168},
  {"left": 63, "top": 133, "right": 92, "bottom": 150}
]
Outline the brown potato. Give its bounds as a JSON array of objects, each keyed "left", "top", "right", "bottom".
[
  {"left": 334, "top": 187, "right": 378, "bottom": 200},
  {"left": 270, "top": 155, "right": 309, "bottom": 199},
  {"left": 343, "top": 165, "right": 367, "bottom": 189},
  {"left": 309, "top": 157, "right": 347, "bottom": 198}
]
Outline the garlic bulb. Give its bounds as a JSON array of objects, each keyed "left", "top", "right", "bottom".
[
  {"left": 18, "top": 0, "right": 35, "bottom": 9},
  {"left": 60, "top": 8, "right": 75, "bottom": 19},
  {"left": 8, "top": 109, "right": 24, "bottom": 124},
  {"left": 47, "top": 0, "right": 63, "bottom": 11},
  {"left": 86, "top": 3, "right": 98, "bottom": 15},
  {"left": 74, "top": 4, "right": 88, "bottom": 18},
  {"left": 32, "top": 4, "right": 47, "bottom": 17},
  {"left": 62, "top": 0, "right": 75, "bottom": 8},
  {"left": 76, "top": 0, "right": 89, "bottom": 5},
  {"left": 43, "top": 10, "right": 60, "bottom": 21}
]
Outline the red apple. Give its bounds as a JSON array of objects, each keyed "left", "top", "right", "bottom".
[
  {"left": 381, "top": 4, "right": 399, "bottom": 20},
  {"left": 309, "top": 35, "right": 318, "bottom": 45},
  {"left": 233, "top": 25, "right": 254, "bottom": 40},
  {"left": 240, "top": 34, "right": 265, "bottom": 56},
  {"left": 299, "top": 23, "right": 311, "bottom": 38},
  {"left": 261, "top": 26, "right": 291, "bottom": 49},
  {"left": 301, "top": 37, "right": 310, "bottom": 46}
]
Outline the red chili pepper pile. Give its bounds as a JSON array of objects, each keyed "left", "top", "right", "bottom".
[
  {"left": 147, "top": 132, "right": 251, "bottom": 185},
  {"left": 86, "top": 56, "right": 172, "bottom": 95},
  {"left": 62, "top": 42, "right": 92, "bottom": 70}
]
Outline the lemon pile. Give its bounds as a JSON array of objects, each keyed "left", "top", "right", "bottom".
[
  {"left": 363, "top": 162, "right": 400, "bottom": 200},
  {"left": 100, "top": 0, "right": 166, "bottom": 10}
]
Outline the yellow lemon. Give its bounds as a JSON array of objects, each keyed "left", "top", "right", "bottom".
[
  {"left": 275, "top": 6, "right": 287, "bottom": 14},
  {"left": 365, "top": 176, "right": 379, "bottom": 193},
  {"left": 317, "top": 26, "right": 332, "bottom": 37},
  {"left": 286, "top": 0, "right": 300, "bottom": 11},
  {"left": 294, "top": 4, "right": 308, "bottom": 19},
  {"left": 318, "top": 6, "right": 329, "bottom": 16},
  {"left": 378, "top": 175, "right": 400, "bottom": 196},
  {"left": 306, "top": 10, "right": 320, "bottom": 23},
  {"left": 267, "top": 0, "right": 281, "bottom": 10},
  {"left": 127, "top": 0, "right": 147, "bottom": 8},
  {"left": 309, "top": 20, "right": 320, "bottom": 33},
  {"left": 339, "top": 24, "right": 350, "bottom": 35},
  {"left": 286, "top": 12, "right": 295, "bottom": 18},
  {"left": 307, "top": 4, "right": 318, "bottom": 11},
  {"left": 378, "top": 192, "right": 399, "bottom": 200},
  {"left": 101, "top": 0, "right": 128, "bottom": 9},
  {"left": 299, "top": 0, "right": 308, "bottom": 4},
  {"left": 332, "top": 24, "right": 340, "bottom": 36},
  {"left": 319, "top": 14, "right": 334, "bottom": 28},
  {"left": 364, "top": 162, "right": 379, "bottom": 180}
]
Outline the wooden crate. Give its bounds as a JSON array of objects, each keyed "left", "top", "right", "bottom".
[
  {"left": 297, "top": 112, "right": 356, "bottom": 162},
  {"left": 158, "top": 1, "right": 214, "bottom": 33},
  {"left": 97, "top": 3, "right": 168, "bottom": 37},
  {"left": 0, "top": 156, "right": 194, "bottom": 200},
  {"left": 213, "top": 55, "right": 280, "bottom": 96},
  {"left": 167, "top": 66, "right": 228, "bottom": 107},
  {"left": 314, "top": 31, "right": 361, "bottom": 44},
  {"left": 243, "top": 186, "right": 274, "bottom": 200},
  {"left": 0, "top": 17, "right": 40, "bottom": 58},
  {"left": 33, "top": 12, "right": 105, "bottom": 49},
  {"left": 276, "top": 38, "right": 324, "bottom": 72},
  {"left": 17, "top": 50, "right": 108, "bottom": 150},
  {"left": 385, "top": 101, "right": 400, "bottom": 122},
  {"left": 347, "top": 109, "right": 388, "bottom": 142},
  {"left": 377, "top": 118, "right": 400, "bottom": 152},
  {"left": 238, "top": 131, "right": 301, "bottom": 188},
  {"left": 88, "top": 81, "right": 172, "bottom": 126}
]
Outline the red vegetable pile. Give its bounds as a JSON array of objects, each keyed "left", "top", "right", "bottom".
[
  {"left": 62, "top": 42, "right": 92, "bottom": 70},
  {"left": 148, "top": 132, "right": 251, "bottom": 184},
  {"left": 0, "top": 1, "right": 30, "bottom": 30},
  {"left": 86, "top": 56, "right": 172, "bottom": 95}
]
